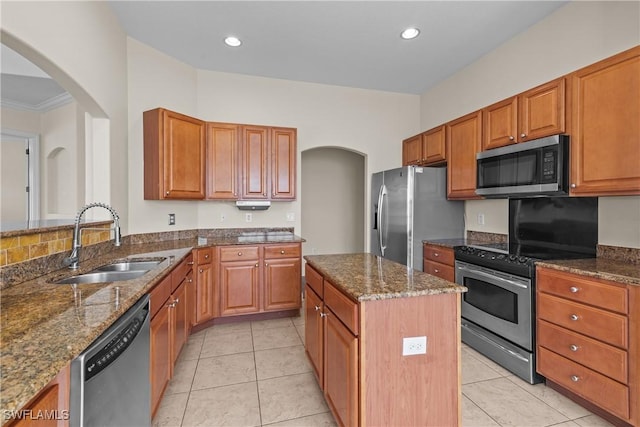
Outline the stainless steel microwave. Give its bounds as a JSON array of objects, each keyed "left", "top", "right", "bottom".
[{"left": 476, "top": 134, "right": 569, "bottom": 197}]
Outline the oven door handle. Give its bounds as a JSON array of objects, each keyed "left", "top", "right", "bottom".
[{"left": 457, "top": 265, "right": 528, "bottom": 289}]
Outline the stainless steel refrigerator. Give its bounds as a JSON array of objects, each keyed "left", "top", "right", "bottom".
[{"left": 371, "top": 166, "right": 464, "bottom": 271}]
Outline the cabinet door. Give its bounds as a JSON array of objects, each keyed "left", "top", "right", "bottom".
[
  {"left": 324, "top": 311, "right": 359, "bottom": 427},
  {"left": 271, "top": 127, "right": 296, "bottom": 199},
  {"left": 264, "top": 257, "right": 301, "bottom": 311},
  {"left": 171, "top": 280, "right": 188, "bottom": 365},
  {"left": 240, "top": 125, "right": 269, "bottom": 199},
  {"left": 446, "top": 111, "right": 482, "bottom": 200},
  {"left": 220, "top": 260, "right": 261, "bottom": 315},
  {"left": 402, "top": 134, "right": 422, "bottom": 166},
  {"left": 195, "top": 263, "right": 215, "bottom": 324},
  {"left": 186, "top": 270, "right": 196, "bottom": 333},
  {"left": 483, "top": 96, "right": 518, "bottom": 150},
  {"left": 570, "top": 46, "right": 640, "bottom": 196},
  {"left": 150, "top": 305, "right": 170, "bottom": 417},
  {"left": 206, "top": 123, "right": 239, "bottom": 199},
  {"left": 12, "top": 365, "right": 69, "bottom": 427},
  {"left": 519, "top": 78, "right": 565, "bottom": 142},
  {"left": 305, "top": 287, "right": 324, "bottom": 388},
  {"left": 423, "top": 125, "right": 446, "bottom": 165}
]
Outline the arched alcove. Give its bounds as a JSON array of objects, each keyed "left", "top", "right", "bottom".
[{"left": 301, "top": 146, "right": 366, "bottom": 257}]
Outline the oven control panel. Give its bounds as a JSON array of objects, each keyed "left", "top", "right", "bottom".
[{"left": 454, "top": 246, "right": 534, "bottom": 278}]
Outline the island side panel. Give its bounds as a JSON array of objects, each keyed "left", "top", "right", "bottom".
[{"left": 360, "top": 292, "right": 461, "bottom": 427}]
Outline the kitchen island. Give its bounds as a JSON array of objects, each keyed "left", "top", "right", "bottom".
[{"left": 304, "top": 253, "right": 466, "bottom": 427}]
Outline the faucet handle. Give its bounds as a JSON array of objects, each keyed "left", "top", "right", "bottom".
[{"left": 62, "top": 255, "right": 79, "bottom": 267}]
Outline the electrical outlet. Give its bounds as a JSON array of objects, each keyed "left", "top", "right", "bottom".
[
  {"left": 402, "top": 336, "right": 427, "bottom": 356},
  {"left": 220, "top": 213, "right": 226, "bottom": 222},
  {"left": 245, "top": 213, "right": 252, "bottom": 222},
  {"left": 286, "top": 212, "right": 295, "bottom": 222},
  {"left": 168, "top": 213, "right": 176, "bottom": 225},
  {"left": 477, "top": 213, "right": 485, "bottom": 225}
]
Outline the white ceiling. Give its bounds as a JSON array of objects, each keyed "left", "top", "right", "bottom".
[{"left": 1, "top": 1, "right": 568, "bottom": 111}]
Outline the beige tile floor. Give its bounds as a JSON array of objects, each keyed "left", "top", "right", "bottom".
[{"left": 153, "top": 312, "right": 615, "bottom": 427}]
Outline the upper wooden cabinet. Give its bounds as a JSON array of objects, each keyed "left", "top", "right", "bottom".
[
  {"left": 569, "top": 46, "right": 640, "bottom": 196},
  {"left": 483, "top": 78, "right": 566, "bottom": 150},
  {"left": 144, "top": 108, "right": 206, "bottom": 200},
  {"left": 239, "top": 126, "right": 297, "bottom": 200},
  {"left": 206, "top": 123, "right": 239, "bottom": 199},
  {"left": 402, "top": 126, "right": 446, "bottom": 166},
  {"left": 446, "top": 111, "right": 482, "bottom": 200}
]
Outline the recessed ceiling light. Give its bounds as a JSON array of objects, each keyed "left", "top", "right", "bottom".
[
  {"left": 400, "top": 28, "right": 420, "bottom": 40},
  {"left": 224, "top": 36, "right": 242, "bottom": 47}
]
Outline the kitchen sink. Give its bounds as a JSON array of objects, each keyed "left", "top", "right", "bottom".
[
  {"left": 91, "top": 260, "right": 163, "bottom": 272},
  {"left": 52, "top": 270, "right": 149, "bottom": 285}
]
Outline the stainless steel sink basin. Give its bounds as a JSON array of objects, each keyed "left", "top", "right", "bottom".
[
  {"left": 92, "top": 260, "right": 163, "bottom": 272},
  {"left": 52, "top": 270, "right": 149, "bottom": 285}
]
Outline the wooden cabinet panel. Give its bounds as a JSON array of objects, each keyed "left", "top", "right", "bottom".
[
  {"left": 538, "top": 347, "right": 630, "bottom": 420},
  {"left": 423, "top": 260, "right": 455, "bottom": 282},
  {"left": 195, "top": 262, "right": 215, "bottom": 323},
  {"left": 206, "top": 123, "right": 239, "bottom": 199},
  {"left": 10, "top": 365, "right": 70, "bottom": 427},
  {"left": 483, "top": 96, "right": 518, "bottom": 150},
  {"left": 402, "top": 134, "right": 422, "bottom": 166},
  {"left": 171, "top": 280, "right": 188, "bottom": 364},
  {"left": 324, "top": 309, "right": 359, "bottom": 427},
  {"left": 197, "top": 247, "right": 214, "bottom": 265},
  {"left": 264, "top": 243, "right": 301, "bottom": 259},
  {"left": 220, "top": 260, "right": 261, "bottom": 315},
  {"left": 519, "top": 78, "right": 566, "bottom": 141},
  {"left": 324, "top": 280, "right": 359, "bottom": 336},
  {"left": 150, "top": 299, "right": 170, "bottom": 417},
  {"left": 305, "top": 286, "right": 324, "bottom": 387},
  {"left": 240, "top": 125, "right": 269, "bottom": 199},
  {"left": 537, "top": 268, "right": 627, "bottom": 314},
  {"left": 446, "top": 111, "right": 482, "bottom": 200},
  {"left": 271, "top": 127, "right": 296, "bottom": 199},
  {"left": 538, "top": 320, "right": 627, "bottom": 384},
  {"left": 423, "top": 125, "right": 447, "bottom": 165},
  {"left": 570, "top": 46, "right": 640, "bottom": 196},
  {"left": 219, "top": 245, "right": 260, "bottom": 262},
  {"left": 144, "top": 108, "right": 206, "bottom": 200},
  {"left": 264, "top": 258, "right": 301, "bottom": 311},
  {"left": 537, "top": 293, "right": 627, "bottom": 349},
  {"left": 305, "top": 263, "right": 324, "bottom": 298},
  {"left": 423, "top": 245, "right": 455, "bottom": 266}
]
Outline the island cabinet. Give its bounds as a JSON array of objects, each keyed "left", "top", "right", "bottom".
[
  {"left": 193, "top": 247, "right": 217, "bottom": 324},
  {"left": 536, "top": 266, "right": 639, "bottom": 426},
  {"left": 446, "top": 110, "right": 482, "bottom": 200},
  {"left": 402, "top": 126, "right": 447, "bottom": 167},
  {"left": 239, "top": 126, "right": 297, "bottom": 200},
  {"left": 423, "top": 243, "right": 455, "bottom": 282},
  {"left": 149, "top": 254, "right": 193, "bottom": 418},
  {"left": 219, "top": 243, "right": 302, "bottom": 317},
  {"left": 305, "top": 263, "right": 462, "bottom": 427},
  {"left": 483, "top": 78, "right": 566, "bottom": 151},
  {"left": 143, "top": 108, "right": 206, "bottom": 200},
  {"left": 6, "top": 364, "right": 70, "bottom": 427},
  {"left": 568, "top": 45, "right": 640, "bottom": 196}
]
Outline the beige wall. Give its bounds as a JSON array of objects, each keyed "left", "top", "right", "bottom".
[{"left": 419, "top": 1, "right": 640, "bottom": 248}]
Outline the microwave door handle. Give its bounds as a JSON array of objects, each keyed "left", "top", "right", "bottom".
[
  {"left": 378, "top": 185, "right": 387, "bottom": 256},
  {"left": 456, "top": 265, "right": 528, "bottom": 290}
]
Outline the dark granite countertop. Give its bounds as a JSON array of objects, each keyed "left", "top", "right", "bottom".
[
  {"left": 0, "top": 231, "right": 305, "bottom": 422},
  {"left": 536, "top": 258, "right": 640, "bottom": 287},
  {"left": 304, "top": 253, "right": 466, "bottom": 302}
]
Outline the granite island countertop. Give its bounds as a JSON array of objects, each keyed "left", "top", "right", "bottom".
[
  {"left": 0, "top": 231, "right": 305, "bottom": 422},
  {"left": 304, "top": 253, "right": 466, "bottom": 302},
  {"left": 535, "top": 258, "right": 640, "bottom": 287}
]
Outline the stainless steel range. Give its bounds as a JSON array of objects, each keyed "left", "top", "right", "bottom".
[{"left": 454, "top": 197, "right": 598, "bottom": 384}]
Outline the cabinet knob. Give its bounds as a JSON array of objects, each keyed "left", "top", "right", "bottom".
[
  {"left": 187, "top": 261, "right": 194, "bottom": 265},
  {"left": 571, "top": 375, "right": 580, "bottom": 382},
  {"left": 509, "top": 135, "right": 514, "bottom": 141},
  {"left": 166, "top": 191, "right": 170, "bottom": 195},
  {"left": 320, "top": 312, "right": 328, "bottom": 318},
  {"left": 434, "top": 269, "right": 440, "bottom": 273},
  {"left": 570, "top": 314, "right": 579, "bottom": 321},
  {"left": 265, "top": 262, "right": 269, "bottom": 267},
  {"left": 281, "top": 250, "right": 285, "bottom": 254},
  {"left": 205, "top": 254, "right": 209, "bottom": 259},
  {"left": 238, "top": 252, "right": 243, "bottom": 256},
  {"left": 571, "top": 183, "right": 577, "bottom": 188},
  {"left": 255, "top": 263, "right": 259, "bottom": 267},
  {"left": 570, "top": 344, "right": 579, "bottom": 352},
  {"left": 314, "top": 305, "right": 321, "bottom": 311},
  {"left": 188, "top": 279, "right": 193, "bottom": 283},
  {"left": 569, "top": 286, "right": 579, "bottom": 293},
  {"left": 521, "top": 133, "right": 527, "bottom": 138},
  {"left": 199, "top": 269, "right": 203, "bottom": 273},
  {"left": 434, "top": 253, "right": 439, "bottom": 257},
  {"left": 174, "top": 298, "right": 180, "bottom": 304}
]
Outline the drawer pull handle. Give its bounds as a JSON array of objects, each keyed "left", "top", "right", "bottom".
[
  {"left": 570, "top": 344, "right": 579, "bottom": 352},
  {"left": 571, "top": 375, "right": 580, "bottom": 382},
  {"left": 187, "top": 261, "right": 194, "bottom": 265},
  {"left": 281, "top": 250, "right": 285, "bottom": 254},
  {"left": 570, "top": 314, "right": 579, "bottom": 321},
  {"left": 570, "top": 286, "right": 579, "bottom": 293}
]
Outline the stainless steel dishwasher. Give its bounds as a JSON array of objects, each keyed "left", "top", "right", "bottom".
[{"left": 70, "top": 294, "right": 151, "bottom": 427}]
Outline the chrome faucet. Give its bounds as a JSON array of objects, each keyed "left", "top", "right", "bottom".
[{"left": 63, "top": 202, "right": 122, "bottom": 269}]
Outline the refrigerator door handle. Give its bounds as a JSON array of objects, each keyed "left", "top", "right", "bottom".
[{"left": 378, "top": 184, "right": 387, "bottom": 256}]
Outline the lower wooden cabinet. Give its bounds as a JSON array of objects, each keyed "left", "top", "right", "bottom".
[
  {"left": 423, "top": 243, "right": 455, "bottom": 282},
  {"left": 305, "top": 283, "right": 324, "bottom": 386},
  {"left": 536, "top": 266, "right": 639, "bottom": 426},
  {"left": 194, "top": 247, "right": 216, "bottom": 324}
]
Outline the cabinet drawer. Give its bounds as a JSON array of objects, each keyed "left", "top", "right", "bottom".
[
  {"left": 305, "top": 264, "right": 323, "bottom": 299},
  {"left": 423, "top": 245, "right": 454, "bottom": 266},
  {"left": 537, "top": 268, "right": 627, "bottom": 314},
  {"left": 219, "top": 245, "right": 259, "bottom": 261},
  {"left": 150, "top": 274, "right": 171, "bottom": 318},
  {"left": 324, "top": 280, "right": 359, "bottom": 336},
  {"left": 264, "top": 243, "right": 301, "bottom": 259},
  {"left": 538, "top": 293, "right": 627, "bottom": 349},
  {"left": 538, "top": 320, "right": 627, "bottom": 384},
  {"left": 538, "top": 347, "right": 629, "bottom": 420},
  {"left": 424, "top": 260, "right": 455, "bottom": 282},
  {"left": 172, "top": 254, "right": 193, "bottom": 291},
  {"left": 197, "top": 247, "right": 214, "bottom": 264}
]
